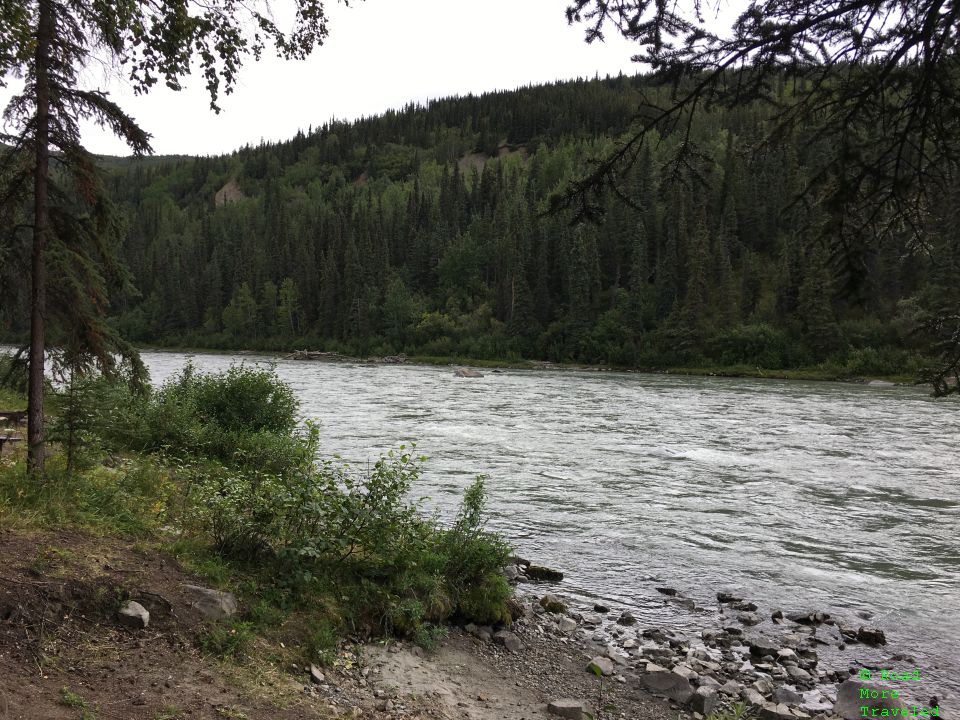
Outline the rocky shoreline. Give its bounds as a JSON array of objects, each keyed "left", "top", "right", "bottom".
[{"left": 477, "top": 558, "right": 946, "bottom": 720}]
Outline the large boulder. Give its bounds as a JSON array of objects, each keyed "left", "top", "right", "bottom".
[
  {"left": 587, "top": 657, "right": 615, "bottom": 676},
  {"left": 493, "top": 630, "right": 522, "bottom": 652},
  {"left": 540, "top": 594, "right": 566, "bottom": 614},
  {"left": 182, "top": 584, "right": 239, "bottom": 621},
  {"left": 691, "top": 686, "right": 719, "bottom": 715},
  {"left": 835, "top": 679, "right": 907, "bottom": 720},
  {"left": 640, "top": 663, "right": 695, "bottom": 703},
  {"left": 453, "top": 367, "right": 484, "bottom": 378},
  {"left": 118, "top": 600, "right": 150, "bottom": 629},
  {"left": 548, "top": 699, "right": 592, "bottom": 720},
  {"left": 856, "top": 627, "right": 887, "bottom": 646},
  {"left": 527, "top": 565, "right": 564, "bottom": 582}
]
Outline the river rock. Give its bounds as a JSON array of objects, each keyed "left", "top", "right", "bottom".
[
  {"left": 717, "top": 592, "right": 743, "bottom": 603},
  {"left": 835, "top": 680, "right": 907, "bottom": 720},
  {"left": 774, "top": 686, "right": 803, "bottom": 704},
  {"left": 593, "top": 603, "right": 610, "bottom": 613},
  {"left": 580, "top": 612, "right": 603, "bottom": 626},
  {"left": 587, "top": 656, "right": 615, "bottom": 676},
  {"left": 453, "top": 367, "right": 484, "bottom": 378},
  {"left": 691, "top": 686, "right": 719, "bottom": 715},
  {"left": 527, "top": 565, "right": 564, "bottom": 582},
  {"left": 640, "top": 663, "right": 694, "bottom": 703},
  {"left": 749, "top": 637, "right": 780, "bottom": 657},
  {"left": 617, "top": 611, "right": 637, "bottom": 626},
  {"left": 786, "top": 610, "right": 829, "bottom": 626},
  {"left": 758, "top": 702, "right": 797, "bottom": 720},
  {"left": 309, "top": 664, "right": 325, "bottom": 684},
  {"left": 739, "top": 612, "right": 763, "bottom": 626},
  {"left": 493, "top": 630, "right": 522, "bottom": 652},
  {"left": 641, "top": 646, "right": 675, "bottom": 665},
  {"left": 655, "top": 587, "right": 678, "bottom": 596},
  {"left": 730, "top": 600, "right": 758, "bottom": 612},
  {"left": 182, "top": 584, "right": 239, "bottom": 621},
  {"left": 800, "top": 690, "right": 834, "bottom": 714},
  {"left": 548, "top": 699, "right": 592, "bottom": 720},
  {"left": 752, "top": 677, "right": 774, "bottom": 696},
  {"left": 856, "top": 627, "right": 886, "bottom": 646},
  {"left": 742, "top": 688, "right": 768, "bottom": 707},
  {"left": 720, "top": 680, "right": 743, "bottom": 696},
  {"left": 558, "top": 617, "right": 578, "bottom": 634},
  {"left": 622, "top": 638, "right": 638, "bottom": 649},
  {"left": 642, "top": 627, "right": 670, "bottom": 643},
  {"left": 540, "top": 594, "right": 566, "bottom": 613},
  {"left": 118, "top": 600, "right": 150, "bottom": 629},
  {"left": 465, "top": 623, "right": 493, "bottom": 642},
  {"left": 503, "top": 565, "right": 520, "bottom": 581}
]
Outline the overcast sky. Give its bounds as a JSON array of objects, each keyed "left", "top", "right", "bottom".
[{"left": 2, "top": 0, "right": 656, "bottom": 158}]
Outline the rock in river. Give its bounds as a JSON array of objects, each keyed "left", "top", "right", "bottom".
[
  {"left": 540, "top": 594, "right": 566, "bottom": 613},
  {"left": 527, "top": 565, "right": 564, "bottom": 582},
  {"left": 857, "top": 626, "right": 887, "bottom": 646},
  {"left": 453, "top": 367, "right": 484, "bottom": 378}
]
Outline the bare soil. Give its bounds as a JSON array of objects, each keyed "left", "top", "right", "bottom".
[{"left": 0, "top": 529, "right": 673, "bottom": 720}]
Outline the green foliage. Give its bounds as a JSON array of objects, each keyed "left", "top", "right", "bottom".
[
  {"left": 196, "top": 621, "right": 254, "bottom": 659},
  {"left": 2, "top": 367, "right": 513, "bottom": 659},
  {"left": 0, "top": 454, "right": 173, "bottom": 534},
  {"left": 59, "top": 687, "right": 96, "bottom": 720}
]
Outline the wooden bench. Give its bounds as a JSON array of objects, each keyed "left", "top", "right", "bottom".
[
  {"left": 0, "top": 435, "right": 23, "bottom": 454},
  {"left": 0, "top": 411, "right": 27, "bottom": 426}
]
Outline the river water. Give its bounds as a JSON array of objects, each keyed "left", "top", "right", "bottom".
[{"left": 138, "top": 352, "right": 959, "bottom": 700}]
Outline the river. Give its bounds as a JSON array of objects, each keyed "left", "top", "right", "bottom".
[{"left": 141, "top": 351, "right": 959, "bottom": 702}]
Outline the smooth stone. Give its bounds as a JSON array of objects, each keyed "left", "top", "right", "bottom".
[
  {"left": 453, "top": 367, "right": 484, "bottom": 378},
  {"left": 118, "top": 600, "right": 150, "bottom": 629},
  {"left": 548, "top": 699, "right": 592, "bottom": 720},
  {"left": 493, "top": 630, "right": 522, "bottom": 652},
  {"left": 182, "top": 584, "right": 239, "bottom": 621},
  {"left": 587, "top": 656, "right": 615, "bottom": 676}
]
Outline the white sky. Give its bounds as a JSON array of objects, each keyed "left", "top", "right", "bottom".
[{"left": 2, "top": 0, "right": 658, "bottom": 157}]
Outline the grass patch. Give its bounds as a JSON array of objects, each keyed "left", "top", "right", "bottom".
[{"left": 60, "top": 687, "right": 97, "bottom": 720}]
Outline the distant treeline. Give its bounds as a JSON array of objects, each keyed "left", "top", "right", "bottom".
[{"left": 2, "top": 73, "right": 954, "bottom": 375}]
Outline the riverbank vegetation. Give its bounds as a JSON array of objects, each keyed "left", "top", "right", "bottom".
[
  {"left": 2, "top": 74, "right": 953, "bottom": 384},
  {"left": 0, "top": 364, "right": 514, "bottom": 658}
]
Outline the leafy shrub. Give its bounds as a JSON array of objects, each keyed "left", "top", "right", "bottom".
[
  {"left": 101, "top": 363, "right": 315, "bottom": 479},
  {"left": 706, "top": 324, "right": 791, "bottom": 368}
]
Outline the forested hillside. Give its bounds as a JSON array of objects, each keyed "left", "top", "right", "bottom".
[{"left": 3, "top": 73, "right": 953, "bottom": 375}]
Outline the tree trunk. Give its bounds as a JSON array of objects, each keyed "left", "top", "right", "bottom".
[{"left": 27, "top": 0, "right": 54, "bottom": 478}]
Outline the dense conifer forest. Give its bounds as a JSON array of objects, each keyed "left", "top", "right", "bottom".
[{"left": 3, "top": 73, "right": 954, "bottom": 375}]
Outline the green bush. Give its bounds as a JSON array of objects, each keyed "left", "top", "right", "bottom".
[
  {"left": 100, "top": 363, "right": 315, "bottom": 479},
  {"left": 706, "top": 324, "right": 791, "bottom": 368}
]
